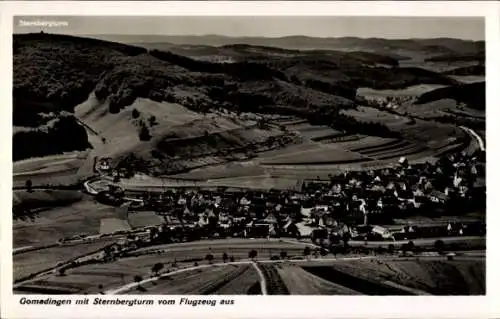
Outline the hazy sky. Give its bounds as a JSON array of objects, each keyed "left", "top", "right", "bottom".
[{"left": 14, "top": 16, "right": 484, "bottom": 40}]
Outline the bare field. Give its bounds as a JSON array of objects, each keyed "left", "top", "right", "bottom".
[
  {"left": 99, "top": 218, "right": 131, "bottom": 234},
  {"left": 13, "top": 152, "right": 87, "bottom": 174},
  {"left": 127, "top": 211, "right": 164, "bottom": 228},
  {"left": 13, "top": 151, "right": 91, "bottom": 188},
  {"left": 13, "top": 199, "right": 126, "bottom": 247}
]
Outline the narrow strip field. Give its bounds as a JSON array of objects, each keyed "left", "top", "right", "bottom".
[
  {"left": 349, "top": 139, "right": 405, "bottom": 153},
  {"left": 276, "top": 264, "right": 361, "bottom": 295},
  {"left": 260, "top": 147, "right": 367, "bottom": 165},
  {"left": 135, "top": 265, "right": 251, "bottom": 295}
]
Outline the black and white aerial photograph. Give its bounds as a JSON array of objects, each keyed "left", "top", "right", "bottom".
[{"left": 12, "top": 15, "right": 486, "bottom": 296}]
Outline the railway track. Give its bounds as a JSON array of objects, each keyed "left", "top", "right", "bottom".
[{"left": 256, "top": 263, "right": 290, "bottom": 295}]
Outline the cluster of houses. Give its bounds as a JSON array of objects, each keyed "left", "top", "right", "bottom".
[
  {"left": 115, "top": 150, "right": 485, "bottom": 246},
  {"left": 359, "top": 95, "right": 415, "bottom": 110}
]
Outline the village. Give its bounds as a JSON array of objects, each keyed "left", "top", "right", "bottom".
[{"left": 87, "top": 148, "right": 485, "bottom": 255}]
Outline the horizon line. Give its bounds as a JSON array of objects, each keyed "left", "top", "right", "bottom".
[{"left": 13, "top": 32, "right": 484, "bottom": 42}]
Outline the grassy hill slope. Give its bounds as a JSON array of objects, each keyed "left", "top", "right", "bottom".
[{"left": 14, "top": 33, "right": 461, "bottom": 165}]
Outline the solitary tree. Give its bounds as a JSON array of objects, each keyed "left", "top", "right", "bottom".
[
  {"left": 331, "top": 246, "right": 339, "bottom": 258},
  {"left": 222, "top": 252, "right": 229, "bottom": 263},
  {"left": 151, "top": 262, "right": 164, "bottom": 276},
  {"left": 139, "top": 125, "right": 151, "bottom": 141},
  {"left": 407, "top": 240, "right": 415, "bottom": 252},
  {"left": 134, "top": 275, "right": 143, "bottom": 288},
  {"left": 205, "top": 253, "right": 214, "bottom": 264},
  {"left": 132, "top": 108, "right": 140, "bottom": 119},
  {"left": 148, "top": 115, "right": 157, "bottom": 126},
  {"left": 58, "top": 268, "right": 66, "bottom": 276},
  {"left": 342, "top": 232, "right": 351, "bottom": 248},
  {"left": 388, "top": 244, "right": 395, "bottom": 254},
  {"left": 434, "top": 240, "right": 445, "bottom": 253},
  {"left": 303, "top": 246, "right": 311, "bottom": 259},
  {"left": 320, "top": 248, "right": 328, "bottom": 257},
  {"left": 280, "top": 251, "right": 288, "bottom": 260},
  {"left": 25, "top": 179, "right": 33, "bottom": 193},
  {"left": 98, "top": 284, "right": 104, "bottom": 294},
  {"left": 248, "top": 249, "right": 258, "bottom": 261}
]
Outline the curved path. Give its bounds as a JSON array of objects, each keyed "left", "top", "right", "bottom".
[
  {"left": 460, "top": 126, "right": 485, "bottom": 152},
  {"left": 105, "top": 256, "right": 375, "bottom": 295}
]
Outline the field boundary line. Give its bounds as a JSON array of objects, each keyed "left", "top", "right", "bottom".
[{"left": 251, "top": 262, "right": 268, "bottom": 295}]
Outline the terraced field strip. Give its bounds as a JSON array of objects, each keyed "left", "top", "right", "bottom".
[
  {"left": 373, "top": 145, "right": 431, "bottom": 161},
  {"left": 311, "top": 133, "right": 345, "bottom": 142},
  {"left": 389, "top": 142, "right": 464, "bottom": 163},
  {"left": 196, "top": 265, "right": 252, "bottom": 295},
  {"left": 303, "top": 131, "right": 345, "bottom": 140},
  {"left": 349, "top": 138, "right": 403, "bottom": 153},
  {"left": 276, "top": 264, "right": 362, "bottom": 295},
  {"left": 260, "top": 146, "right": 368, "bottom": 165},
  {"left": 432, "top": 143, "right": 466, "bottom": 157},
  {"left": 320, "top": 134, "right": 363, "bottom": 144},
  {"left": 214, "top": 264, "right": 262, "bottom": 295},
  {"left": 256, "top": 263, "right": 290, "bottom": 295},
  {"left": 367, "top": 143, "right": 428, "bottom": 158},
  {"left": 330, "top": 135, "right": 387, "bottom": 149},
  {"left": 280, "top": 119, "right": 308, "bottom": 126},
  {"left": 355, "top": 141, "right": 415, "bottom": 156}
]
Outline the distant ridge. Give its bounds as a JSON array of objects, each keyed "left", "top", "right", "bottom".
[{"left": 80, "top": 34, "right": 484, "bottom": 56}]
